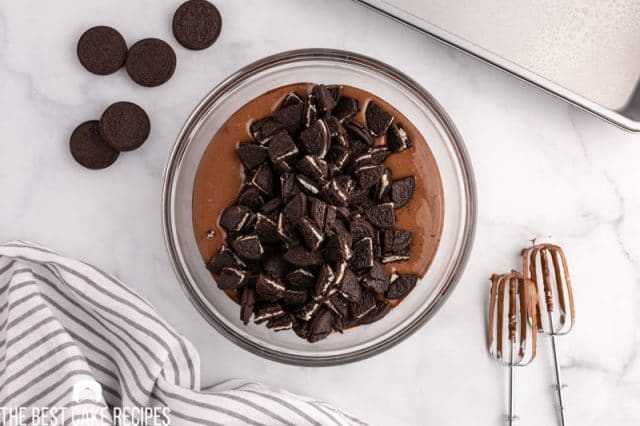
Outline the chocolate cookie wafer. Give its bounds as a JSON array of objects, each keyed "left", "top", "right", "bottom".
[
  {"left": 126, "top": 38, "right": 176, "bottom": 87},
  {"left": 99, "top": 101, "right": 150, "bottom": 151},
  {"left": 69, "top": 120, "right": 119, "bottom": 169},
  {"left": 173, "top": 0, "right": 222, "bottom": 50},
  {"left": 77, "top": 26, "right": 127, "bottom": 75}
]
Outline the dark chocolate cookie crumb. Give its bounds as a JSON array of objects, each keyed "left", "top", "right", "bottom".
[
  {"left": 350, "top": 290, "right": 377, "bottom": 320},
  {"left": 345, "top": 120, "right": 374, "bottom": 146},
  {"left": 359, "top": 300, "right": 391, "bottom": 324},
  {"left": 300, "top": 119, "right": 329, "bottom": 157},
  {"left": 386, "top": 274, "right": 418, "bottom": 299},
  {"left": 251, "top": 163, "right": 275, "bottom": 196},
  {"left": 287, "top": 269, "right": 315, "bottom": 289},
  {"left": 312, "top": 85, "right": 338, "bottom": 112},
  {"left": 383, "top": 229, "right": 413, "bottom": 255},
  {"left": 308, "top": 308, "right": 334, "bottom": 342},
  {"left": 387, "top": 123, "right": 412, "bottom": 152},
  {"left": 126, "top": 38, "right": 176, "bottom": 87},
  {"left": 207, "top": 246, "right": 243, "bottom": 274},
  {"left": 351, "top": 237, "right": 374, "bottom": 270},
  {"left": 333, "top": 96, "right": 359, "bottom": 122},
  {"left": 238, "top": 187, "right": 264, "bottom": 211},
  {"left": 77, "top": 26, "right": 127, "bottom": 75},
  {"left": 69, "top": 120, "right": 120, "bottom": 169},
  {"left": 339, "top": 268, "right": 361, "bottom": 302},
  {"left": 390, "top": 176, "right": 416, "bottom": 208},
  {"left": 218, "top": 267, "right": 248, "bottom": 290},
  {"left": 232, "top": 235, "right": 264, "bottom": 260},
  {"left": 365, "top": 203, "right": 396, "bottom": 229},
  {"left": 240, "top": 286, "right": 256, "bottom": 324},
  {"left": 173, "top": 0, "right": 222, "bottom": 50},
  {"left": 220, "top": 205, "right": 251, "bottom": 232},
  {"left": 365, "top": 101, "right": 394, "bottom": 136},
  {"left": 237, "top": 143, "right": 268, "bottom": 170},
  {"left": 256, "top": 274, "right": 286, "bottom": 300},
  {"left": 283, "top": 245, "right": 323, "bottom": 267},
  {"left": 268, "top": 131, "right": 298, "bottom": 163},
  {"left": 277, "top": 102, "right": 304, "bottom": 134},
  {"left": 267, "top": 314, "right": 294, "bottom": 331}
]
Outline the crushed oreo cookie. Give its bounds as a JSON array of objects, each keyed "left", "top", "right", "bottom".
[
  {"left": 390, "top": 176, "right": 416, "bottom": 209},
  {"left": 386, "top": 274, "right": 418, "bottom": 299},
  {"left": 365, "top": 101, "right": 394, "bottom": 137},
  {"left": 207, "top": 84, "right": 421, "bottom": 342}
]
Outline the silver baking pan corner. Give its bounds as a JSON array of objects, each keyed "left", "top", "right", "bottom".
[{"left": 356, "top": 0, "right": 640, "bottom": 132}]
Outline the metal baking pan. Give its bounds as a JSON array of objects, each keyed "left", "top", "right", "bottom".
[{"left": 356, "top": 0, "right": 640, "bottom": 132}]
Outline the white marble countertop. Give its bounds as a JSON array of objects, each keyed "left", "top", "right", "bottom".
[{"left": 2, "top": 1, "right": 639, "bottom": 425}]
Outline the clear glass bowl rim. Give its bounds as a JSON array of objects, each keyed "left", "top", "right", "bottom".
[{"left": 162, "top": 48, "right": 477, "bottom": 366}]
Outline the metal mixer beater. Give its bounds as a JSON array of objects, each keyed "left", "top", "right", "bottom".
[
  {"left": 522, "top": 244, "right": 575, "bottom": 426},
  {"left": 488, "top": 271, "right": 539, "bottom": 425}
]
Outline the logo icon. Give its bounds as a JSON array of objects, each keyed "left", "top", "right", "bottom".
[{"left": 72, "top": 380, "right": 103, "bottom": 403}]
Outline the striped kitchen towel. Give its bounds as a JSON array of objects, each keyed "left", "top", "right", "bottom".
[{"left": 0, "top": 241, "right": 365, "bottom": 426}]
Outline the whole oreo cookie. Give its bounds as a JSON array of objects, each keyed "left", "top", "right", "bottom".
[
  {"left": 173, "top": 0, "right": 222, "bottom": 50},
  {"left": 99, "top": 101, "right": 150, "bottom": 151},
  {"left": 125, "top": 38, "right": 176, "bottom": 87},
  {"left": 69, "top": 121, "right": 119, "bottom": 169},
  {"left": 77, "top": 26, "right": 127, "bottom": 75}
]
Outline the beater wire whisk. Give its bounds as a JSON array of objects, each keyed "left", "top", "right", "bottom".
[
  {"left": 488, "top": 272, "right": 538, "bottom": 425},
  {"left": 522, "top": 244, "right": 575, "bottom": 426}
]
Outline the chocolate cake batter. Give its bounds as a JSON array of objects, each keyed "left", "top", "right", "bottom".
[{"left": 193, "top": 83, "right": 444, "bottom": 295}]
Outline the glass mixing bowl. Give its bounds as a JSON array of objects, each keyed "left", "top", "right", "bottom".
[{"left": 162, "top": 49, "right": 476, "bottom": 365}]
